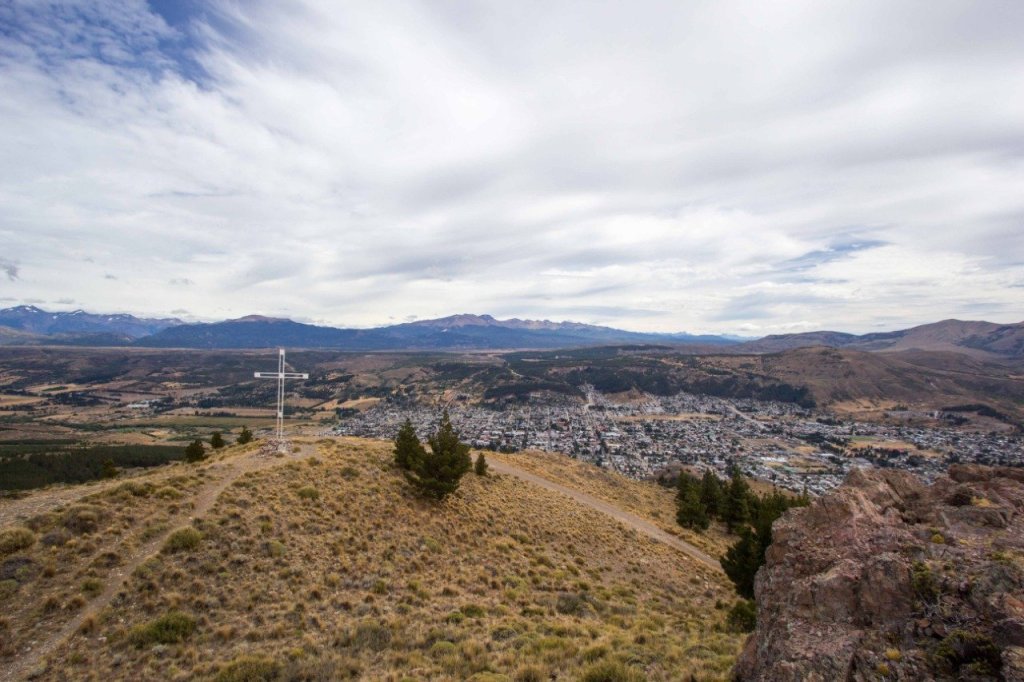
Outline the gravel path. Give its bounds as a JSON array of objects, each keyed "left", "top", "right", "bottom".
[{"left": 488, "top": 458, "right": 721, "bottom": 571}]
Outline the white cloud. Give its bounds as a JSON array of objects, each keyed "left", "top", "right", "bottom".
[{"left": 0, "top": 0, "right": 1022, "bottom": 333}]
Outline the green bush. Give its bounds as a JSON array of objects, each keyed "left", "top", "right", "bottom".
[
  {"left": 0, "top": 527, "right": 35, "bottom": 556},
  {"left": 163, "top": 527, "right": 202, "bottom": 553},
  {"left": 932, "top": 629, "right": 1002, "bottom": 676},
  {"left": 129, "top": 611, "right": 196, "bottom": 647},
  {"left": 297, "top": 486, "right": 319, "bottom": 501},
  {"left": 726, "top": 599, "right": 757, "bottom": 632}
]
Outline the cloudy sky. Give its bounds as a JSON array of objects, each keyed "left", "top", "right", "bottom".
[{"left": 1, "top": 0, "right": 1022, "bottom": 334}]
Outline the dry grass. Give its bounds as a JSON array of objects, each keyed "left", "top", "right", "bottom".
[
  {"left": 5, "top": 437, "right": 744, "bottom": 680},
  {"left": 488, "top": 449, "right": 733, "bottom": 557}
]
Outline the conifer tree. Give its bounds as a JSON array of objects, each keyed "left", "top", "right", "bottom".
[
  {"left": 210, "top": 431, "right": 226, "bottom": 449},
  {"left": 474, "top": 452, "right": 488, "bottom": 476},
  {"left": 722, "top": 465, "right": 751, "bottom": 532},
  {"left": 721, "top": 527, "right": 760, "bottom": 599},
  {"left": 404, "top": 409, "right": 471, "bottom": 500},
  {"left": 699, "top": 469, "right": 723, "bottom": 519},
  {"left": 184, "top": 439, "right": 206, "bottom": 463},
  {"left": 393, "top": 418, "right": 424, "bottom": 470},
  {"left": 675, "top": 471, "right": 709, "bottom": 530},
  {"left": 236, "top": 426, "right": 253, "bottom": 444}
]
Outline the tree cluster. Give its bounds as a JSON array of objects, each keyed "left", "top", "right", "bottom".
[
  {"left": 393, "top": 410, "right": 472, "bottom": 501},
  {"left": 0, "top": 444, "right": 184, "bottom": 491},
  {"left": 676, "top": 465, "right": 809, "bottom": 599}
]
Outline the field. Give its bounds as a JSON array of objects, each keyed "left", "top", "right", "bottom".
[{"left": 0, "top": 437, "right": 746, "bottom": 681}]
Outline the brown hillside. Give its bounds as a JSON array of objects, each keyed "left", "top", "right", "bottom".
[{"left": 0, "top": 438, "right": 744, "bottom": 681}]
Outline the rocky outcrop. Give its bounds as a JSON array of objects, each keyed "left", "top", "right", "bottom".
[{"left": 735, "top": 466, "right": 1024, "bottom": 681}]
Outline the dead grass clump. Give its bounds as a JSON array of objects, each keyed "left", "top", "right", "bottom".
[
  {"left": 0, "top": 527, "right": 35, "bottom": 556},
  {"left": 344, "top": 618, "right": 392, "bottom": 652},
  {"left": 212, "top": 654, "right": 280, "bottom": 682},
  {"left": 579, "top": 659, "right": 647, "bottom": 682},
  {"left": 62, "top": 504, "right": 105, "bottom": 535}
]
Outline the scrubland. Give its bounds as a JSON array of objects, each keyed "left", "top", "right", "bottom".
[{"left": 2, "top": 438, "right": 746, "bottom": 681}]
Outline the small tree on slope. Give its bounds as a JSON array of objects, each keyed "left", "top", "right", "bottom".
[{"left": 404, "top": 409, "right": 471, "bottom": 501}]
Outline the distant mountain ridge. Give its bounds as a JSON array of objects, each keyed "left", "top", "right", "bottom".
[
  {"left": 738, "top": 318, "right": 1024, "bottom": 358},
  {"left": 0, "top": 305, "right": 182, "bottom": 343},
  {"left": 1, "top": 306, "right": 1021, "bottom": 356},
  {"left": 134, "top": 313, "right": 738, "bottom": 350}
]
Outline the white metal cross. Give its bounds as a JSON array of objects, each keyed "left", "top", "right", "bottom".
[{"left": 254, "top": 348, "right": 309, "bottom": 448}]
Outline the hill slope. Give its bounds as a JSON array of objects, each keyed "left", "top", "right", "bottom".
[
  {"left": 741, "top": 319, "right": 1024, "bottom": 358},
  {"left": 0, "top": 438, "right": 743, "bottom": 681}
]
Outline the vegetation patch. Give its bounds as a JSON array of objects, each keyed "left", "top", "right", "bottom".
[
  {"left": 0, "top": 527, "right": 35, "bottom": 556},
  {"left": 128, "top": 611, "right": 196, "bottom": 647},
  {"left": 163, "top": 527, "right": 202, "bottom": 553},
  {"left": 0, "top": 444, "right": 184, "bottom": 490}
]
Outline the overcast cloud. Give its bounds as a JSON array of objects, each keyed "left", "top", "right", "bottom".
[{"left": 0, "top": 0, "right": 1022, "bottom": 334}]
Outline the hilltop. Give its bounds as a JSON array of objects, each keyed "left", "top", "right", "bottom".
[{"left": 0, "top": 438, "right": 744, "bottom": 681}]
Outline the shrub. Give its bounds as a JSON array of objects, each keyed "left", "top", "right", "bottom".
[
  {"left": 0, "top": 527, "right": 35, "bottom": 556},
  {"left": 726, "top": 599, "right": 756, "bottom": 632},
  {"left": 129, "top": 611, "right": 196, "bottom": 647},
  {"left": 210, "top": 432, "right": 226, "bottom": 450},
  {"left": 62, "top": 505, "right": 102, "bottom": 534},
  {"left": 474, "top": 453, "right": 488, "bottom": 476},
  {"left": 348, "top": 619, "right": 392, "bottom": 652},
  {"left": 163, "top": 527, "right": 202, "bottom": 553},
  {"left": 297, "top": 486, "right": 319, "bottom": 501},
  {"left": 578, "top": 660, "right": 646, "bottom": 682},
  {"left": 214, "top": 655, "right": 281, "bottom": 682},
  {"left": 932, "top": 630, "right": 1002, "bottom": 676},
  {"left": 555, "top": 592, "right": 596, "bottom": 617}
]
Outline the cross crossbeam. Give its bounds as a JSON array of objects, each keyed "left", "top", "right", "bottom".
[{"left": 254, "top": 348, "right": 308, "bottom": 449}]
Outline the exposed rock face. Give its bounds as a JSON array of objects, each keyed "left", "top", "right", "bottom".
[{"left": 735, "top": 466, "right": 1024, "bottom": 681}]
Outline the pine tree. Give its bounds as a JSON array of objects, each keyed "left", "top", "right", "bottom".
[
  {"left": 722, "top": 465, "right": 751, "bottom": 533},
  {"left": 210, "top": 431, "right": 226, "bottom": 449},
  {"left": 404, "top": 409, "right": 471, "bottom": 500},
  {"left": 675, "top": 471, "right": 709, "bottom": 531},
  {"left": 184, "top": 439, "right": 206, "bottom": 463},
  {"left": 721, "top": 527, "right": 760, "bottom": 599},
  {"left": 699, "top": 469, "right": 723, "bottom": 519},
  {"left": 474, "top": 452, "right": 488, "bottom": 476},
  {"left": 236, "top": 426, "right": 253, "bottom": 444},
  {"left": 393, "top": 418, "right": 424, "bottom": 470}
]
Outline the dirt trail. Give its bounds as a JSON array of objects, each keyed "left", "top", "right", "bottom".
[
  {"left": 488, "top": 458, "right": 721, "bottom": 571},
  {"left": 1, "top": 442, "right": 318, "bottom": 682},
  {"left": 0, "top": 466, "right": 189, "bottom": 528}
]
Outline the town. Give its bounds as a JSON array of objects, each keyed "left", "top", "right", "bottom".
[{"left": 333, "top": 388, "right": 1024, "bottom": 495}]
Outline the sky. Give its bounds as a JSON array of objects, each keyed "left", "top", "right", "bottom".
[{"left": 0, "top": 0, "right": 1022, "bottom": 335}]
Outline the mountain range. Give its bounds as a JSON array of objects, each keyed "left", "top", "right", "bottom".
[{"left": 0, "top": 305, "right": 1021, "bottom": 358}]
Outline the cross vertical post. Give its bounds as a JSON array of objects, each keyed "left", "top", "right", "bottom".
[{"left": 254, "top": 348, "right": 309, "bottom": 451}]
